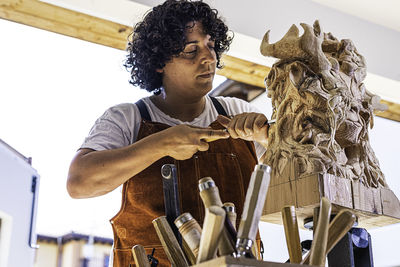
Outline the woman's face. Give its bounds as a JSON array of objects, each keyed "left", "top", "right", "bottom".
[{"left": 159, "top": 21, "right": 217, "bottom": 101}]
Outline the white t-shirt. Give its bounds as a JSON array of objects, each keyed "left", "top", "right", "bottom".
[{"left": 81, "top": 95, "right": 266, "bottom": 159}]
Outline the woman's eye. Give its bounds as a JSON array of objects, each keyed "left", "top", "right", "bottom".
[
  {"left": 185, "top": 50, "right": 197, "bottom": 54},
  {"left": 182, "top": 49, "right": 197, "bottom": 58}
]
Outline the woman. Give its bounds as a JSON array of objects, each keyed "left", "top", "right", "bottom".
[{"left": 67, "top": 0, "right": 269, "bottom": 266}]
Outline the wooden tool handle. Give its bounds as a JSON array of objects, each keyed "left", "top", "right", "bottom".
[
  {"left": 199, "top": 177, "right": 223, "bottom": 208},
  {"left": 223, "top": 202, "right": 237, "bottom": 230},
  {"left": 152, "top": 216, "right": 189, "bottom": 267},
  {"left": 196, "top": 206, "right": 226, "bottom": 264},
  {"left": 302, "top": 209, "right": 356, "bottom": 265},
  {"left": 175, "top": 213, "right": 202, "bottom": 260},
  {"left": 282, "top": 206, "right": 302, "bottom": 263},
  {"left": 309, "top": 197, "right": 331, "bottom": 267},
  {"left": 132, "top": 245, "right": 151, "bottom": 267},
  {"left": 237, "top": 164, "right": 271, "bottom": 255}
]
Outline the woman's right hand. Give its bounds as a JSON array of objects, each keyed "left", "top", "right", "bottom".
[{"left": 158, "top": 124, "right": 230, "bottom": 160}]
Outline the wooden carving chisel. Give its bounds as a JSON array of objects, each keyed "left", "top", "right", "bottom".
[
  {"left": 196, "top": 205, "right": 226, "bottom": 264},
  {"left": 198, "top": 177, "right": 236, "bottom": 256},
  {"left": 132, "top": 245, "right": 151, "bottom": 267},
  {"left": 282, "top": 205, "right": 302, "bottom": 263},
  {"left": 236, "top": 164, "right": 271, "bottom": 258},
  {"left": 152, "top": 216, "right": 189, "bottom": 267},
  {"left": 161, "top": 164, "right": 181, "bottom": 244},
  {"left": 302, "top": 209, "right": 357, "bottom": 265},
  {"left": 309, "top": 197, "right": 331, "bottom": 267}
]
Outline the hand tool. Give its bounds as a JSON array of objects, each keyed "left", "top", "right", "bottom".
[
  {"left": 236, "top": 164, "right": 271, "bottom": 258},
  {"left": 302, "top": 209, "right": 357, "bottom": 264},
  {"left": 132, "top": 245, "right": 151, "bottom": 267},
  {"left": 161, "top": 164, "right": 181, "bottom": 244},
  {"left": 223, "top": 202, "right": 237, "bottom": 231},
  {"left": 204, "top": 119, "right": 276, "bottom": 142},
  {"left": 196, "top": 206, "right": 226, "bottom": 264},
  {"left": 282, "top": 205, "right": 302, "bottom": 263},
  {"left": 152, "top": 216, "right": 189, "bottom": 267},
  {"left": 199, "top": 177, "right": 236, "bottom": 256},
  {"left": 175, "top": 212, "right": 202, "bottom": 264},
  {"left": 309, "top": 197, "right": 331, "bottom": 266}
]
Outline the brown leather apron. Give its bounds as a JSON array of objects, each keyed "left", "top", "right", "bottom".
[{"left": 110, "top": 98, "right": 259, "bottom": 266}]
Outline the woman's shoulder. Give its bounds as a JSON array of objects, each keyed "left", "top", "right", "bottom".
[{"left": 212, "top": 96, "right": 259, "bottom": 115}]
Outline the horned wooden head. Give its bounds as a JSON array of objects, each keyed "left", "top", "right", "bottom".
[{"left": 261, "top": 20, "right": 387, "bottom": 188}]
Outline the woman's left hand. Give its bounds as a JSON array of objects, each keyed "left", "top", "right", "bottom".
[{"left": 216, "top": 113, "right": 269, "bottom": 147}]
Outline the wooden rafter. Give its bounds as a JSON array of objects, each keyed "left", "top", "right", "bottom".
[
  {"left": 0, "top": 0, "right": 130, "bottom": 50},
  {"left": 1, "top": 0, "right": 399, "bottom": 122}
]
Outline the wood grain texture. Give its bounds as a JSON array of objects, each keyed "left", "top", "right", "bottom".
[
  {"left": 132, "top": 245, "right": 151, "bottom": 267},
  {"left": 152, "top": 216, "right": 189, "bottom": 267},
  {"left": 197, "top": 206, "right": 226, "bottom": 264},
  {"left": 199, "top": 178, "right": 235, "bottom": 256},
  {"left": 309, "top": 197, "right": 331, "bottom": 267},
  {"left": 261, "top": 173, "right": 400, "bottom": 229},
  {"left": 302, "top": 209, "right": 356, "bottom": 264},
  {"left": 193, "top": 255, "right": 304, "bottom": 267},
  {"left": 0, "top": 0, "right": 130, "bottom": 50},
  {"left": 281, "top": 206, "right": 302, "bottom": 263}
]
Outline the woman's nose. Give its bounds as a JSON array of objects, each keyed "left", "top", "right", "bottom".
[{"left": 201, "top": 47, "right": 216, "bottom": 65}]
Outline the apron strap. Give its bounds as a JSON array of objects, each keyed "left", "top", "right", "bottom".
[
  {"left": 135, "top": 99, "right": 152, "bottom": 121},
  {"left": 136, "top": 96, "right": 228, "bottom": 122},
  {"left": 209, "top": 96, "right": 228, "bottom": 117}
]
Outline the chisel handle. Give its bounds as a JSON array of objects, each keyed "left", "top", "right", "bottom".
[
  {"left": 199, "top": 177, "right": 223, "bottom": 207},
  {"left": 175, "top": 212, "right": 202, "bottom": 262},
  {"left": 282, "top": 206, "right": 302, "bottom": 263},
  {"left": 196, "top": 206, "right": 226, "bottom": 264},
  {"left": 132, "top": 245, "right": 151, "bottom": 267},
  {"left": 302, "top": 210, "right": 356, "bottom": 264},
  {"left": 309, "top": 197, "right": 331, "bottom": 267},
  {"left": 236, "top": 164, "right": 271, "bottom": 257},
  {"left": 223, "top": 202, "right": 237, "bottom": 231},
  {"left": 152, "top": 216, "right": 189, "bottom": 267},
  {"left": 198, "top": 178, "right": 235, "bottom": 256}
]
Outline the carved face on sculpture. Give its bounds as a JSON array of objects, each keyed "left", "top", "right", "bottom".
[{"left": 261, "top": 21, "right": 386, "bottom": 188}]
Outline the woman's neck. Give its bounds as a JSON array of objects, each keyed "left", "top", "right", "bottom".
[{"left": 150, "top": 94, "right": 207, "bottom": 122}]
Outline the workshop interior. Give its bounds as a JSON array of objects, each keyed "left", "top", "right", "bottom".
[{"left": 1, "top": 0, "right": 400, "bottom": 267}]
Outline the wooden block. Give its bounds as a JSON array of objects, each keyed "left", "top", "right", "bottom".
[
  {"left": 352, "top": 181, "right": 382, "bottom": 214},
  {"left": 321, "top": 174, "right": 353, "bottom": 208},
  {"left": 263, "top": 181, "right": 296, "bottom": 215},
  {"left": 380, "top": 187, "right": 400, "bottom": 218},
  {"left": 296, "top": 174, "right": 320, "bottom": 207},
  {"left": 193, "top": 255, "right": 305, "bottom": 267},
  {"left": 262, "top": 172, "right": 400, "bottom": 229}
]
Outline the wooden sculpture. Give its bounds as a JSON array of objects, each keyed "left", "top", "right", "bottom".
[{"left": 260, "top": 20, "right": 400, "bottom": 228}]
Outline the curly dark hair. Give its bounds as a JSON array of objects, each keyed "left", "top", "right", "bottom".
[{"left": 124, "top": 0, "right": 233, "bottom": 94}]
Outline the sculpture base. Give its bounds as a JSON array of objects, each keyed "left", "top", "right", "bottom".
[
  {"left": 261, "top": 173, "right": 400, "bottom": 229},
  {"left": 193, "top": 255, "right": 306, "bottom": 267}
]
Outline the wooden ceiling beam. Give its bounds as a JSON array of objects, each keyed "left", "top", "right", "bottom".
[
  {"left": 0, "top": 0, "right": 130, "bottom": 50},
  {"left": 1, "top": 0, "right": 399, "bottom": 122}
]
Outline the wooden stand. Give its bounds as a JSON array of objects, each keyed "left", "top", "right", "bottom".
[
  {"left": 193, "top": 255, "right": 308, "bottom": 267},
  {"left": 261, "top": 172, "right": 400, "bottom": 229}
]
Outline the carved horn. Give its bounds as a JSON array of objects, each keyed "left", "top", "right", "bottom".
[{"left": 260, "top": 24, "right": 308, "bottom": 59}]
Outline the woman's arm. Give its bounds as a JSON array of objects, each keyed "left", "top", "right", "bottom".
[{"left": 67, "top": 124, "right": 229, "bottom": 198}]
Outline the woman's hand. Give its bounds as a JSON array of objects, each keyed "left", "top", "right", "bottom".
[
  {"left": 159, "top": 124, "right": 230, "bottom": 160},
  {"left": 216, "top": 113, "right": 269, "bottom": 147}
]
